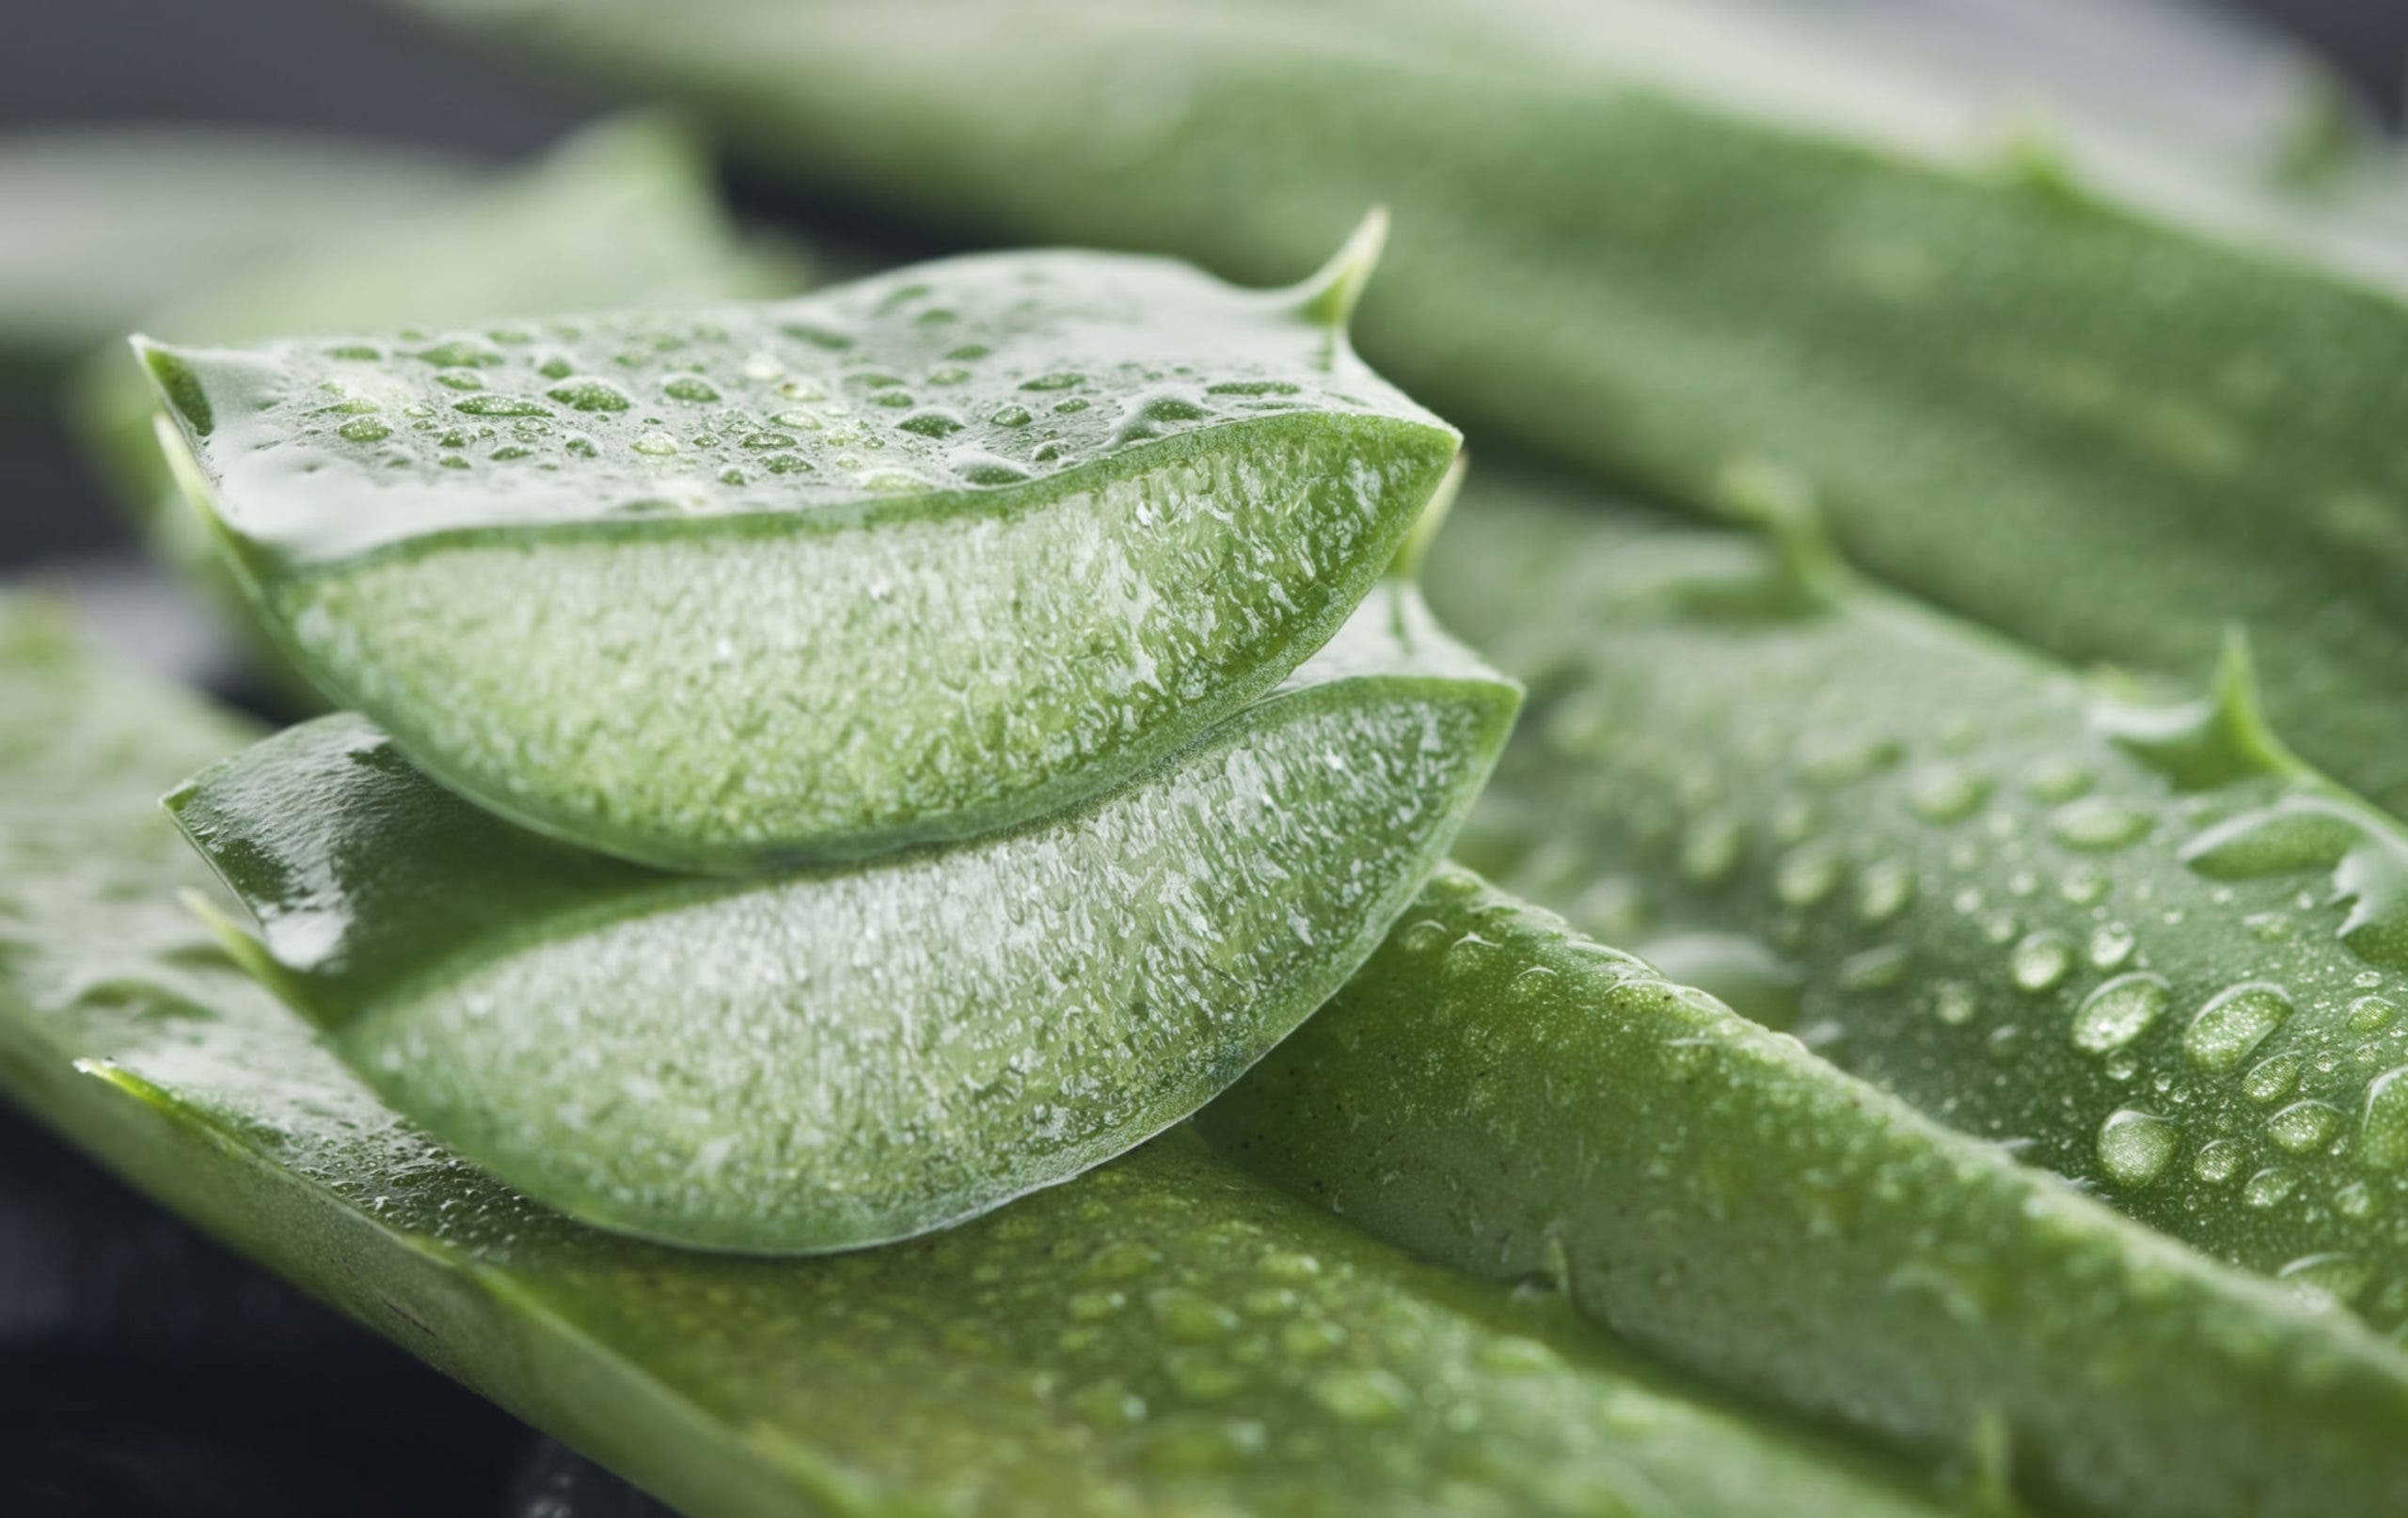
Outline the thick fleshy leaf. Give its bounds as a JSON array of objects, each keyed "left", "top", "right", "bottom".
[
  {"left": 167, "top": 584, "right": 1514, "bottom": 1253},
  {"left": 1205, "top": 867, "right": 2408, "bottom": 1518},
  {"left": 0, "top": 594, "right": 1962, "bottom": 1518},
  {"left": 1434, "top": 473, "right": 2408, "bottom": 1326},
  {"left": 144, "top": 222, "right": 1458, "bottom": 871}
]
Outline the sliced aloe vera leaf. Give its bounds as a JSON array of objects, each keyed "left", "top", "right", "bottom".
[
  {"left": 395, "top": 0, "right": 2408, "bottom": 815},
  {"left": 0, "top": 128, "right": 475, "bottom": 411},
  {"left": 143, "top": 224, "right": 1458, "bottom": 872},
  {"left": 0, "top": 599, "right": 1967, "bottom": 1518},
  {"left": 1426, "top": 472, "right": 2408, "bottom": 1331},
  {"left": 165, "top": 583, "right": 1514, "bottom": 1253},
  {"left": 1203, "top": 866, "right": 2408, "bottom": 1518}
]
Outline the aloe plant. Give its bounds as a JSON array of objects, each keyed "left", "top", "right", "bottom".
[
  {"left": 1424, "top": 472, "right": 2408, "bottom": 1330},
  {"left": 143, "top": 224, "right": 1459, "bottom": 871},
  {"left": 390, "top": 0, "right": 2408, "bottom": 816},
  {"left": 163, "top": 582, "right": 1514, "bottom": 1252},
  {"left": 0, "top": 594, "right": 1969, "bottom": 1518},
  {"left": 1205, "top": 865, "right": 2408, "bottom": 1518}
]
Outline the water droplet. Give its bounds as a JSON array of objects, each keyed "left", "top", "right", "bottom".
[
  {"left": 2097, "top": 1109, "right": 2178, "bottom": 1186},
  {"left": 2193, "top": 1139, "right": 2242, "bottom": 1184},
  {"left": 2059, "top": 862, "right": 2112, "bottom": 907},
  {"left": 2243, "top": 1166, "right": 2298, "bottom": 1209},
  {"left": 2360, "top": 1066, "right": 2408, "bottom": 1170},
  {"left": 662, "top": 375, "right": 721, "bottom": 402},
  {"left": 337, "top": 418, "right": 391, "bottom": 443},
  {"left": 1855, "top": 858, "right": 1916, "bottom": 925},
  {"left": 2268, "top": 1099, "right": 2342, "bottom": 1153},
  {"left": 2183, "top": 983, "right": 2293, "bottom": 1071},
  {"left": 631, "top": 433, "right": 679, "bottom": 457},
  {"left": 547, "top": 379, "right": 631, "bottom": 412},
  {"left": 2351, "top": 995, "right": 2400, "bottom": 1032},
  {"left": 2023, "top": 755, "right": 2094, "bottom": 801},
  {"left": 2086, "top": 921, "right": 2136, "bottom": 971},
  {"left": 1838, "top": 942, "right": 1910, "bottom": 992},
  {"left": 452, "top": 394, "right": 548, "bottom": 418},
  {"left": 1773, "top": 844, "right": 1846, "bottom": 908},
  {"left": 1680, "top": 813, "right": 1747, "bottom": 888},
  {"left": 1020, "top": 372, "right": 1084, "bottom": 391},
  {"left": 990, "top": 404, "right": 1034, "bottom": 427},
  {"left": 1311, "top": 1369, "right": 1413, "bottom": 1423},
  {"left": 2337, "top": 1179, "right": 2379, "bottom": 1218},
  {"left": 2050, "top": 798, "right": 2153, "bottom": 852},
  {"left": 2009, "top": 931, "right": 2074, "bottom": 993},
  {"left": 1932, "top": 980, "right": 1980, "bottom": 1027},
  {"left": 2277, "top": 1252, "right": 2370, "bottom": 1308},
  {"left": 2071, "top": 972, "right": 2170, "bottom": 1053},
  {"left": 1149, "top": 1289, "right": 1240, "bottom": 1343},
  {"left": 2242, "top": 1052, "right": 2303, "bottom": 1103},
  {"left": 1909, "top": 765, "right": 1990, "bottom": 823}
]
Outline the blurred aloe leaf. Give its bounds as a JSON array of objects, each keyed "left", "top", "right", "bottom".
[
  {"left": 0, "top": 130, "right": 475, "bottom": 416},
  {"left": 387, "top": 0, "right": 2408, "bottom": 820}
]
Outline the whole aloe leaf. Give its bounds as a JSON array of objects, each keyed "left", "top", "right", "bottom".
[
  {"left": 391, "top": 0, "right": 2408, "bottom": 815},
  {"left": 165, "top": 582, "right": 1514, "bottom": 1253},
  {"left": 0, "top": 128, "right": 474, "bottom": 412},
  {"left": 1205, "top": 865, "right": 2408, "bottom": 1518},
  {"left": 0, "top": 594, "right": 1964, "bottom": 1518},
  {"left": 1429, "top": 473, "right": 2408, "bottom": 1330},
  {"left": 142, "top": 225, "right": 1460, "bottom": 872}
]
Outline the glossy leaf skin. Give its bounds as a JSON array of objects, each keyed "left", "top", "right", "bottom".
[
  {"left": 1204, "top": 866, "right": 2408, "bottom": 1518},
  {"left": 398, "top": 0, "right": 2408, "bottom": 815},
  {"left": 166, "top": 584, "right": 1516, "bottom": 1254},
  {"left": 146, "top": 236, "right": 1458, "bottom": 873},
  {"left": 0, "top": 596, "right": 1967, "bottom": 1518},
  {"left": 0, "top": 129, "right": 473, "bottom": 413},
  {"left": 1429, "top": 475, "right": 2408, "bottom": 1330}
]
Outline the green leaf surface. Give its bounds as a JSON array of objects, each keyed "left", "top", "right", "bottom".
[
  {"left": 392, "top": 0, "right": 2408, "bottom": 816},
  {"left": 1430, "top": 473, "right": 2408, "bottom": 1330},
  {"left": 0, "top": 593, "right": 1964, "bottom": 1518},
  {"left": 0, "top": 128, "right": 475, "bottom": 411},
  {"left": 145, "top": 229, "right": 1459, "bottom": 871},
  {"left": 166, "top": 583, "right": 1514, "bottom": 1252},
  {"left": 1204, "top": 865, "right": 2408, "bottom": 1518}
]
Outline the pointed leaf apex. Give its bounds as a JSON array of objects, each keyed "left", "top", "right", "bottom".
[
  {"left": 133, "top": 335, "right": 214, "bottom": 436},
  {"left": 1294, "top": 207, "right": 1390, "bottom": 328}
]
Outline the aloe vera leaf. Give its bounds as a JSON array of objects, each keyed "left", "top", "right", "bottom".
[
  {"left": 164, "top": 581, "right": 1514, "bottom": 1253},
  {"left": 1418, "top": 472, "right": 2408, "bottom": 1333},
  {"left": 1203, "top": 864, "right": 2408, "bottom": 1518},
  {"left": 143, "top": 226, "right": 1456, "bottom": 872},
  {"left": 393, "top": 0, "right": 2408, "bottom": 814},
  {"left": 0, "top": 128, "right": 475, "bottom": 412},
  {"left": 0, "top": 598, "right": 1966, "bottom": 1518}
]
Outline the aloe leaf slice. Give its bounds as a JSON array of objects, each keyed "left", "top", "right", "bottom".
[
  {"left": 164, "top": 582, "right": 1514, "bottom": 1253},
  {"left": 0, "top": 595, "right": 1965, "bottom": 1518},
  {"left": 142, "top": 222, "right": 1459, "bottom": 872},
  {"left": 0, "top": 128, "right": 474, "bottom": 410},
  {"left": 392, "top": 0, "right": 2408, "bottom": 816},
  {"left": 1203, "top": 865, "right": 2408, "bottom": 1518},
  {"left": 1428, "top": 472, "right": 2408, "bottom": 1331}
]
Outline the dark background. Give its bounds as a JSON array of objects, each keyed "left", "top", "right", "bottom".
[{"left": 3, "top": 3, "right": 2405, "bottom": 1514}]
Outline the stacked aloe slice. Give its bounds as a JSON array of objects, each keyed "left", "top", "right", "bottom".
[{"left": 134, "top": 222, "right": 1516, "bottom": 1254}]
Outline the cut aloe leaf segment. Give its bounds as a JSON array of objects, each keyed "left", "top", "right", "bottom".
[
  {"left": 166, "top": 582, "right": 1516, "bottom": 1254},
  {"left": 141, "top": 215, "right": 1459, "bottom": 873}
]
